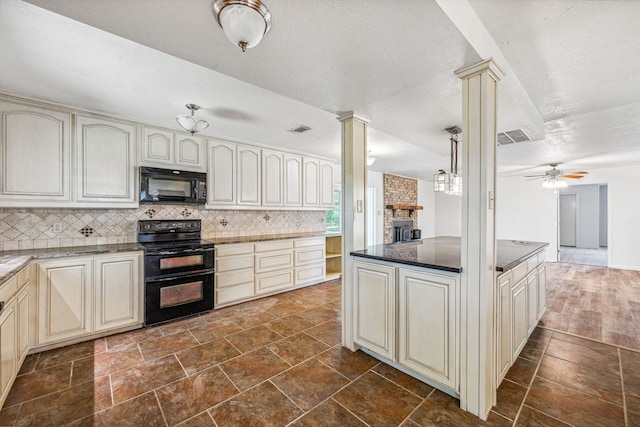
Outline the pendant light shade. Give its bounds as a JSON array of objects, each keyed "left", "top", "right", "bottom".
[
  {"left": 175, "top": 104, "right": 209, "bottom": 135},
  {"left": 433, "top": 126, "right": 462, "bottom": 196},
  {"left": 213, "top": 0, "right": 272, "bottom": 52}
]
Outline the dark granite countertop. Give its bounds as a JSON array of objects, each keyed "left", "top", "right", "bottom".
[
  {"left": 350, "top": 236, "right": 548, "bottom": 273},
  {"left": 206, "top": 232, "right": 327, "bottom": 245},
  {"left": 0, "top": 243, "right": 144, "bottom": 285}
]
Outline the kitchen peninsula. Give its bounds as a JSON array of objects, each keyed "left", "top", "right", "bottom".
[{"left": 349, "top": 236, "right": 548, "bottom": 397}]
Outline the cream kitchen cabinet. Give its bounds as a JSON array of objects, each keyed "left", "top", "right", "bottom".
[
  {"left": 207, "top": 139, "right": 236, "bottom": 205},
  {"left": 0, "top": 297, "right": 16, "bottom": 408},
  {"left": 537, "top": 263, "right": 547, "bottom": 318},
  {"left": 75, "top": 115, "right": 137, "bottom": 207},
  {"left": 262, "top": 149, "right": 284, "bottom": 207},
  {"left": 94, "top": 254, "right": 141, "bottom": 332},
  {"left": 353, "top": 261, "right": 396, "bottom": 360},
  {"left": 526, "top": 270, "right": 538, "bottom": 335},
  {"left": 254, "top": 240, "right": 294, "bottom": 295},
  {"left": 0, "top": 100, "right": 71, "bottom": 206},
  {"left": 237, "top": 144, "right": 261, "bottom": 206},
  {"left": 293, "top": 237, "right": 325, "bottom": 286},
  {"left": 215, "top": 243, "right": 255, "bottom": 307},
  {"left": 0, "top": 264, "right": 35, "bottom": 408},
  {"left": 319, "top": 160, "right": 334, "bottom": 208},
  {"left": 302, "top": 158, "right": 320, "bottom": 207},
  {"left": 36, "top": 251, "right": 142, "bottom": 348},
  {"left": 398, "top": 268, "right": 458, "bottom": 389},
  {"left": 142, "top": 127, "right": 205, "bottom": 172},
  {"left": 496, "top": 271, "right": 512, "bottom": 385},
  {"left": 283, "top": 154, "right": 303, "bottom": 207}
]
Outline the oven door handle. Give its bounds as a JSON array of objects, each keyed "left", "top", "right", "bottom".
[{"left": 155, "top": 247, "right": 213, "bottom": 256}]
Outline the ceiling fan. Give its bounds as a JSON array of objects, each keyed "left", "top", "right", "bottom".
[{"left": 525, "top": 163, "right": 589, "bottom": 188}]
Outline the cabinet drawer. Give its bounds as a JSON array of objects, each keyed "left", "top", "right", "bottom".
[
  {"left": 537, "top": 250, "right": 546, "bottom": 265},
  {"left": 294, "top": 246, "right": 325, "bottom": 266},
  {"left": 216, "top": 269, "right": 254, "bottom": 289},
  {"left": 294, "top": 265, "right": 325, "bottom": 285},
  {"left": 255, "top": 251, "right": 293, "bottom": 273},
  {"left": 216, "top": 243, "right": 254, "bottom": 257},
  {"left": 17, "top": 266, "right": 30, "bottom": 289},
  {"left": 255, "top": 270, "right": 294, "bottom": 295},
  {"left": 527, "top": 255, "right": 539, "bottom": 272},
  {"left": 255, "top": 240, "right": 293, "bottom": 253},
  {"left": 512, "top": 261, "right": 528, "bottom": 285},
  {"left": 216, "top": 254, "right": 254, "bottom": 273},
  {"left": 294, "top": 237, "right": 325, "bottom": 248},
  {"left": 216, "top": 283, "right": 254, "bottom": 305},
  {"left": 0, "top": 276, "right": 18, "bottom": 304}
]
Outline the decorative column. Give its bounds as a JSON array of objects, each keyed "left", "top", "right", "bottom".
[
  {"left": 455, "top": 59, "right": 503, "bottom": 419},
  {"left": 337, "top": 112, "right": 370, "bottom": 350}
]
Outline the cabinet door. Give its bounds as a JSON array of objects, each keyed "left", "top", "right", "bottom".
[
  {"left": 537, "top": 264, "right": 547, "bottom": 319},
  {"left": 75, "top": 116, "right": 136, "bottom": 204},
  {"left": 175, "top": 134, "right": 205, "bottom": 171},
  {"left": 526, "top": 270, "right": 538, "bottom": 335},
  {"left": 262, "top": 149, "right": 284, "bottom": 206},
  {"left": 353, "top": 261, "right": 395, "bottom": 360},
  {"left": 16, "top": 286, "right": 30, "bottom": 364},
  {"left": 283, "top": 154, "right": 303, "bottom": 207},
  {"left": 0, "top": 299, "right": 17, "bottom": 407},
  {"left": 496, "top": 272, "right": 512, "bottom": 385},
  {"left": 94, "top": 253, "right": 141, "bottom": 332},
  {"left": 303, "top": 158, "right": 320, "bottom": 207},
  {"left": 142, "top": 127, "right": 174, "bottom": 166},
  {"left": 208, "top": 140, "right": 236, "bottom": 205},
  {"left": 398, "top": 268, "right": 458, "bottom": 388},
  {"left": 511, "top": 278, "right": 528, "bottom": 360},
  {"left": 319, "top": 160, "right": 334, "bottom": 208},
  {"left": 37, "top": 259, "right": 92, "bottom": 345},
  {"left": 0, "top": 101, "right": 71, "bottom": 202},
  {"left": 237, "top": 145, "right": 261, "bottom": 205}
]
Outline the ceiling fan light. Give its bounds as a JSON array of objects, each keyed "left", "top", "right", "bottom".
[{"left": 213, "top": 0, "right": 272, "bottom": 52}]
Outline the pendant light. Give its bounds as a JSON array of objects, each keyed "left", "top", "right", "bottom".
[
  {"left": 175, "top": 104, "right": 209, "bottom": 135},
  {"left": 433, "top": 126, "right": 462, "bottom": 196},
  {"left": 212, "top": 0, "right": 272, "bottom": 52}
]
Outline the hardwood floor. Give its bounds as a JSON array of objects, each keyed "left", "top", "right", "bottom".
[{"left": 541, "top": 262, "right": 640, "bottom": 351}]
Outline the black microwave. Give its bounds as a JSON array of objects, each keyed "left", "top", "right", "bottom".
[{"left": 140, "top": 167, "right": 206, "bottom": 205}]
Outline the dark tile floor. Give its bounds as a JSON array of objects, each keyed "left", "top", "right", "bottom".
[{"left": 1, "top": 275, "right": 639, "bottom": 426}]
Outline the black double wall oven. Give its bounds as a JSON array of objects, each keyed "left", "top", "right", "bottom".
[{"left": 138, "top": 219, "right": 214, "bottom": 326}]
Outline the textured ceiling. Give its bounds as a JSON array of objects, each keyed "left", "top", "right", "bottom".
[{"left": 5, "top": 0, "right": 640, "bottom": 180}]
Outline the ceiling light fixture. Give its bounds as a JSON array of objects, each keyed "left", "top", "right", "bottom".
[
  {"left": 367, "top": 151, "right": 376, "bottom": 166},
  {"left": 175, "top": 104, "right": 209, "bottom": 135},
  {"left": 212, "top": 0, "right": 272, "bottom": 52},
  {"left": 433, "top": 126, "right": 462, "bottom": 196},
  {"left": 541, "top": 168, "right": 568, "bottom": 188}
]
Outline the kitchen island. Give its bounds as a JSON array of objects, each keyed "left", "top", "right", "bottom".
[{"left": 349, "top": 236, "right": 548, "bottom": 398}]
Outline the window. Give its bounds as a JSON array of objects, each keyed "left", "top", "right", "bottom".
[{"left": 326, "top": 184, "right": 341, "bottom": 232}]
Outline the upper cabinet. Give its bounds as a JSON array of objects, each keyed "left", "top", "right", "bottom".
[
  {"left": 75, "top": 116, "right": 136, "bottom": 207},
  {"left": 0, "top": 100, "right": 71, "bottom": 206},
  {"left": 206, "top": 140, "right": 333, "bottom": 210},
  {"left": 141, "top": 127, "right": 205, "bottom": 172}
]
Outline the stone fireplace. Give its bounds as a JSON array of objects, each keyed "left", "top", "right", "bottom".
[{"left": 383, "top": 173, "right": 419, "bottom": 243}]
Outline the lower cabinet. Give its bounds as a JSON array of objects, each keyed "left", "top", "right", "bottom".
[
  {"left": 398, "top": 269, "right": 458, "bottom": 389},
  {"left": 496, "top": 250, "right": 548, "bottom": 386},
  {"left": 353, "top": 260, "right": 459, "bottom": 390},
  {"left": 353, "top": 261, "right": 396, "bottom": 360},
  {"left": 0, "top": 298, "right": 17, "bottom": 408},
  {"left": 214, "top": 237, "right": 326, "bottom": 308},
  {"left": 36, "top": 252, "right": 142, "bottom": 348}
]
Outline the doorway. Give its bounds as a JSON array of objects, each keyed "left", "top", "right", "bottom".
[{"left": 558, "top": 184, "right": 608, "bottom": 266}]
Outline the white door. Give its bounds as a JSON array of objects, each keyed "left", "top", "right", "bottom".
[
  {"left": 94, "top": 254, "right": 141, "bottom": 332},
  {"left": 142, "top": 127, "right": 174, "bottom": 166},
  {"left": 207, "top": 140, "right": 236, "bottom": 205},
  {"left": 303, "top": 158, "right": 320, "bottom": 207},
  {"left": 0, "top": 299, "right": 17, "bottom": 406},
  {"left": 319, "top": 161, "right": 334, "bottom": 208},
  {"left": 237, "top": 145, "right": 261, "bottom": 206},
  {"left": 283, "top": 154, "right": 303, "bottom": 207},
  {"left": 175, "top": 134, "right": 205, "bottom": 171},
  {"left": 559, "top": 194, "right": 577, "bottom": 246},
  {"left": 261, "top": 149, "right": 284, "bottom": 206}
]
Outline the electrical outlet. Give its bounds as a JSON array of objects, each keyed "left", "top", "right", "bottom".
[{"left": 52, "top": 223, "right": 62, "bottom": 233}]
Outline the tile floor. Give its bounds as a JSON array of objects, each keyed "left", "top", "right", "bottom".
[{"left": 1, "top": 277, "right": 639, "bottom": 426}]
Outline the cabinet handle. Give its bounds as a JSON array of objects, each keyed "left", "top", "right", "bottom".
[{"left": 0, "top": 301, "right": 4, "bottom": 314}]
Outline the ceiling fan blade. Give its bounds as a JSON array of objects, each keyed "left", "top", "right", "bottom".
[
  {"left": 524, "top": 175, "right": 544, "bottom": 178},
  {"left": 568, "top": 171, "right": 589, "bottom": 175},
  {"left": 526, "top": 177, "right": 544, "bottom": 181},
  {"left": 562, "top": 174, "right": 586, "bottom": 179}
]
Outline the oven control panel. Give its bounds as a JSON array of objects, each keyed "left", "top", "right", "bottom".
[{"left": 138, "top": 219, "right": 201, "bottom": 234}]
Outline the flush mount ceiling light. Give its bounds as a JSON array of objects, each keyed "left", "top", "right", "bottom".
[
  {"left": 433, "top": 126, "right": 462, "bottom": 196},
  {"left": 175, "top": 104, "right": 209, "bottom": 135},
  {"left": 367, "top": 151, "right": 376, "bottom": 166},
  {"left": 212, "top": 0, "right": 272, "bottom": 52}
]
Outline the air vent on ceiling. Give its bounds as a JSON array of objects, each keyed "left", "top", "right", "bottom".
[
  {"left": 497, "top": 127, "right": 534, "bottom": 146},
  {"left": 288, "top": 125, "right": 311, "bottom": 134}
]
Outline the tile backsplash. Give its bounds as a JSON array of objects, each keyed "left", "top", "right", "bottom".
[{"left": 0, "top": 206, "right": 327, "bottom": 251}]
